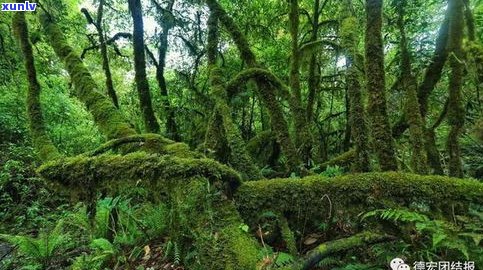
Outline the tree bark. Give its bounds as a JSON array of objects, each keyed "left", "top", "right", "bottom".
[
  {"left": 341, "top": 0, "right": 371, "bottom": 172},
  {"left": 152, "top": 0, "right": 180, "bottom": 141},
  {"left": 396, "top": 1, "right": 429, "bottom": 174},
  {"left": 364, "top": 0, "right": 398, "bottom": 171},
  {"left": 289, "top": 0, "right": 313, "bottom": 165},
  {"left": 204, "top": 9, "right": 262, "bottom": 180},
  {"left": 306, "top": 0, "right": 321, "bottom": 123},
  {"left": 81, "top": 3, "right": 119, "bottom": 108},
  {"left": 13, "top": 12, "right": 60, "bottom": 161},
  {"left": 40, "top": 13, "right": 137, "bottom": 140},
  {"left": 446, "top": 0, "right": 465, "bottom": 178},
  {"left": 128, "top": 0, "right": 160, "bottom": 133}
]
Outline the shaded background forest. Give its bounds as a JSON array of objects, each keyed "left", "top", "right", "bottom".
[{"left": 0, "top": 0, "right": 482, "bottom": 269}]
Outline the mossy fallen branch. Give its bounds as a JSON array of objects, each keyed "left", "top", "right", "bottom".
[
  {"left": 300, "top": 231, "right": 396, "bottom": 270},
  {"left": 37, "top": 152, "right": 242, "bottom": 198},
  {"left": 235, "top": 172, "right": 483, "bottom": 228}
]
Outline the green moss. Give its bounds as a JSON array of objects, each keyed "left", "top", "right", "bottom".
[
  {"left": 86, "top": 133, "right": 200, "bottom": 158},
  {"left": 205, "top": 0, "right": 257, "bottom": 67},
  {"left": 446, "top": 0, "right": 466, "bottom": 177},
  {"left": 301, "top": 231, "right": 394, "bottom": 270},
  {"left": 40, "top": 13, "right": 137, "bottom": 140},
  {"left": 37, "top": 152, "right": 242, "bottom": 197},
  {"left": 319, "top": 149, "right": 355, "bottom": 170},
  {"left": 205, "top": 0, "right": 301, "bottom": 172},
  {"left": 169, "top": 179, "right": 260, "bottom": 270},
  {"left": 13, "top": 12, "right": 60, "bottom": 162},
  {"left": 220, "top": 223, "right": 260, "bottom": 270},
  {"left": 225, "top": 68, "right": 291, "bottom": 102},
  {"left": 396, "top": 2, "right": 429, "bottom": 174},
  {"left": 341, "top": 12, "right": 370, "bottom": 173},
  {"left": 474, "top": 117, "right": 483, "bottom": 142},
  {"left": 235, "top": 172, "right": 483, "bottom": 228},
  {"left": 279, "top": 216, "right": 297, "bottom": 255},
  {"left": 364, "top": 0, "right": 398, "bottom": 171},
  {"left": 204, "top": 13, "right": 262, "bottom": 181}
]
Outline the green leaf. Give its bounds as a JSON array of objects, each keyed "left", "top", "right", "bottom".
[{"left": 239, "top": 224, "right": 249, "bottom": 232}]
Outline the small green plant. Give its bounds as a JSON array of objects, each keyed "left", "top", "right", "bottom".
[
  {"left": 0, "top": 219, "right": 72, "bottom": 269},
  {"left": 320, "top": 165, "right": 344, "bottom": 177},
  {"left": 361, "top": 208, "right": 483, "bottom": 263}
]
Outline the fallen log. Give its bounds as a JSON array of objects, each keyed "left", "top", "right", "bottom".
[{"left": 235, "top": 172, "right": 483, "bottom": 230}]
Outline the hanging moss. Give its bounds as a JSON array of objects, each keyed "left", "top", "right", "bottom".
[
  {"left": 364, "top": 0, "right": 398, "bottom": 171},
  {"left": 13, "top": 12, "right": 60, "bottom": 162},
  {"left": 39, "top": 13, "right": 137, "bottom": 140}
]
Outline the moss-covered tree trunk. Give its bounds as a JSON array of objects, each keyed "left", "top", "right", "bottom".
[
  {"left": 152, "top": 0, "right": 180, "bottom": 141},
  {"left": 306, "top": 0, "right": 320, "bottom": 124},
  {"left": 81, "top": 0, "right": 120, "bottom": 108},
  {"left": 205, "top": 0, "right": 301, "bottom": 172},
  {"left": 40, "top": 14, "right": 137, "bottom": 140},
  {"left": 396, "top": 1, "right": 429, "bottom": 174},
  {"left": 13, "top": 12, "right": 60, "bottom": 161},
  {"left": 341, "top": 0, "right": 371, "bottom": 172},
  {"left": 364, "top": 0, "right": 398, "bottom": 171},
  {"left": 289, "top": 0, "right": 313, "bottom": 165},
  {"left": 128, "top": 0, "right": 160, "bottom": 133},
  {"left": 204, "top": 10, "right": 262, "bottom": 180},
  {"left": 446, "top": 0, "right": 465, "bottom": 178}
]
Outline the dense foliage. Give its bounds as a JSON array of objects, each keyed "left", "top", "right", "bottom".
[{"left": 0, "top": 0, "right": 482, "bottom": 269}]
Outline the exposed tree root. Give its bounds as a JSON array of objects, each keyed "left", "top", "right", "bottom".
[{"left": 300, "top": 231, "right": 396, "bottom": 270}]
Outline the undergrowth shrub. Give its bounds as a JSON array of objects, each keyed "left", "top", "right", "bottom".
[{"left": 360, "top": 207, "right": 483, "bottom": 267}]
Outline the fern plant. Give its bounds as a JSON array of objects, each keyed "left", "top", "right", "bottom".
[
  {"left": 71, "top": 238, "right": 118, "bottom": 270},
  {"left": 0, "top": 219, "right": 71, "bottom": 268},
  {"left": 361, "top": 208, "right": 483, "bottom": 263}
]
